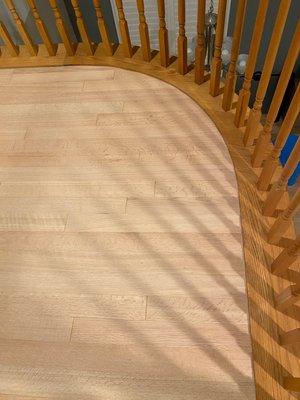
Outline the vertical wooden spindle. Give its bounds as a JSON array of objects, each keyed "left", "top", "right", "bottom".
[
  {"left": 263, "top": 138, "right": 300, "bottom": 217},
  {"left": 252, "top": 22, "right": 300, "bottom": 167},
  {"left": 209, "top": 0, "right": 227, "bottom": 96},
  {"left": 92, "top": 0, "right": 113, "bottom": 56},
  {"left": 136, "top": 0, "right": 151, "bottom": 61},
  {"left": 115, "top": 0, "right": 133, "bottom": 58},
  {"left": 177, "top": 0, "right": 187, "bottom": 75},
  {"left": 275, "top": 284, "right": 300, "bottom": 311},
  {"left": 271, "top": 236, "right": 300, "bottom": 275},
  {"left": 243, "top": 0, "right": 291, "bottom": 146},
  {"left": 194, "top": 0, "right": 206, "bottom": 84},
  {"left": 5, "top": 0, "right": 37, "bottom": 56},
  {"left": 0, "top": 21, "right": 19, "bottom": 56},
  {"left": 27, "top": 0, "right": 57, "bottom": 56},
  {"left": 71, "top": 0, "right": 94, "bottom": 55},
  {"left": 49, "top": 0, "right": 77, "bottom": 56},
  {"left": 268, "top": 188, "right": 300, "bottom": 244},
  {"left": 222, "top": 0, "right": 247, "bottom": 111},
  {"left": 280, "top": 329, "right": 300, "bottom": 346},
  {"left": 283, "top": 377, "right": 300, "bottom": 392},
  {"left": 234, "top": 0, "right": 269, "bottom": 127},
  {"left": 257, "top": 84, "right": 300, "bottom": 191},
  {"left": 157, "top": 0, "right": 169, "bottom": 67}
]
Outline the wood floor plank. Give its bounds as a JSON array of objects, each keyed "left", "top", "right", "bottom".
[{"left": 0, "top": 213, "right": 67, "bottom": 231}]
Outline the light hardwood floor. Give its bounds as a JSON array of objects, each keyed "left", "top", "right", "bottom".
[{"left": 0, "top": 66, "right": 255, "bottom": 399}]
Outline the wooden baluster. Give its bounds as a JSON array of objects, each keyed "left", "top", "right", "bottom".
[
  {"left": 92, "top": 0, "right": 113, "bottom": 56},
  {"left": 115, "top": 0, "right": 133, "bottom": 58},
  {"left": 209, "top": 0, "right": 227, "bottom": 96},
  {"left": 222, "top": 0, "right": 247, "bottom": 111},
  {"left": 4, "top": 0, "right": 37, "bottom": 56},
  {"left": 49, "top": 0, "right": 77, "bottom": 55},
  {"left": 257, "top": 84, "right": 300, "bottom": 191},
  {"left": 234, "top": 0, "right": 269, "bottom": 127},
  {"left": 136, "top": 0, "right": 151, "bottom": 61},
  {"left": 271, "top": 236, "right": 300, "bottom": 275},
  {"left": 268, "top": 188, "right": 300, "bottom": 244},
  {"left": 276, "top": 284, "right": 300, "bottom": 311},
  {"left": 243, "top": 0, "right": 291, "bottom": 146},
  {"left": 27, "top": 0, "right": 57, "bottom": 56},
  {"left": 263, "top": 137, "right": 300, "bottom": 217},
  {"left": 0, "top": 21, "right": 19, "bottom": 56},
  {"left": 252, "top": 23, "right": 300, "bottom": 167},
  {"left": 71, "top": 0, "right": 94, "bottom": 55},
  {"left": 194, "top": 0, "right": 206, "bottom": 84},
  {"left": 157, "top": 0, "right": 169, "bottom": 67},
  {"left": 283, "top": 377, "right": 300, "bottom": 392},
  {"left": 177, "top": 0, "right": 187, "bottom": 75},
  {"left": 280, "top": 329, "right": 300, "bottom": 346}
]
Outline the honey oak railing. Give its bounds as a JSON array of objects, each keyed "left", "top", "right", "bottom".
[{"left": 0, "top": 0, "right": 299, "bottom": 396}]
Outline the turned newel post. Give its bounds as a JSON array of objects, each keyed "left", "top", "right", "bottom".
[
  {"left": 209, "top": 0, "right": 227, "bottom": 96},
  {"left": 136, "top": 0, "right": 151, "bottom": 61},
  {"left": 92, "top": 0, "right": 113, "bottom": 56},
  {"left": 234, "top": 0, "right": 269, "bottom": 127},
  {"left": 71, "top": 0, "right": 94, "bottom": 55},
  {"left": 27, "top": 0, "right": 57, "bottom": 56},
  {"left": 194, "top": 0, "right": 206, "bottom": 84},
  {"left": 157, "top": 0, "right": 169, "bottom": 67},
  {"left": 5, "top": 0, "right": 37, "bottom": 56},
  {"left": 222, "top": 0, "right": 247, "bottom": 111},
  {"left": 257, "top": 84, "right": 300, "bottom": 191},
  {"left": 243, "top": 0, "right": 291, "bottom": 146},
  {"left": 271, "top": 236, "right": 300, "bottom": 275},
  {"left": 49, "top": 0, "right": 77, "bottom": 56},
  {"left": 268, "top": 188, "right": 300, "bottom": 244},
  {"left": 115, "top": 0, "right": 133, "bottom": 58},
  {"left": 177, "top": 0, "right": 187, "bottom": 75}
]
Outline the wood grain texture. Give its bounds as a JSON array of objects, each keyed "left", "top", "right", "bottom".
[{"left": 0, "top": 65, "right": 255, "bottom": 399}]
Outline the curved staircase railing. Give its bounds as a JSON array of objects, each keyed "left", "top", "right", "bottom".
[{"left": 0, "top": 0, "right": 299, "bottom": 397}]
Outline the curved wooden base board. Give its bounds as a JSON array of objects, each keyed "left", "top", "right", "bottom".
[{"left": 0, "top": 43, "right": 300, "bottom": 399}]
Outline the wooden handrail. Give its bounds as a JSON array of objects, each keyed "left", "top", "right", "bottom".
[
  {"left": 0, "top": 21, "right": 19, "bottom": 56},
  {"left": 177, "top": 0, "right": 187, "bottom": 75},
  {"left": 157, "top": 0, "right": 169, "bottom": 67},
  {"left": 194, "top": 0, "right": 206, "bottom": 84},
  {"left": 252, "top": 22, "right": 300, "bottom": 168},
  {"left": 234, "top": 0, "right": 269, "bottom": 127},
  {"left": 115, "top": 0, "right": 133, "bottom": 58},
  {"left": 49, "top": 0, "right": 77, "bottom": 56},
  {"left": 271, "top": 236, "right": 300, "bottom": 275},
  {"left": 257, "top": 84, "right": 300, "bottom": 191},
  {"left": 70, "top": 0, "right": 95, "bottom": 55},
  {"left": 210, "top": 0, "right": 227, "bottom": 96},
  {"left": 222, "top": 0, "right": 247, "bottom": 111},
  {"left": 4, "top": 0, "right": 38, "bottom": 56},
  {"left": 268, "top": 188, "right": 300, "bottom": 244},
  {"left": 136, "top": 0, "right": 151, "bottom": 61},
  {"left": 27, "top": 0, "right": 57, "bottom": 56},
  {"left": 243, "top": 0, "right": 291, "bottom": 146},
  {"left": 92, "top": 0, "right": 113, "bottom": 56}
]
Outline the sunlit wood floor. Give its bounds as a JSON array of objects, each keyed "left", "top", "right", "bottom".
[{"left": 0, "top": 66, "right": 255, "bottom": 399}]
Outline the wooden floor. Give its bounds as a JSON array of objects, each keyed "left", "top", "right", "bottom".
[{"left": 0, "top": 66, "right": 255, "bottom": 399}]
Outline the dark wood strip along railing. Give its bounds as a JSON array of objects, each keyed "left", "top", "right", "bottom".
[
  {"left": 194, "top": 0, "right": 206, "bottom": 84},
  {"left": 234, "top": 0, "right": 269, "bottom": 127},
  {"left": 92, "top": 0, "right": 114, "bottom": 56},
  {"left": 136, "top": 0, "right": 151, "bottom": 61},
  {"left": 222, "top": 0, "right": 247, "bottom": 111},
  {"left": 70, "top": 0, "right": 95, "bottom": 55},
  {"left": 4, "top": 0, "right": 37, "bottom": 55},
  {"left": 157, "top": 0, "right": 169, "bottom": 67},
  {"left": 0, "top": 21, "right": 19, "bottom": 56},
  {"left": 49, "top": 0, "right": 77, "bottom": 55},
  {"left": 177, "top": 0, "right": 187, "bottom": 75},
  {"left": 243, "top": 0, "right": 291, "bottom": 146},
  {"left": 27, "top": 0, "right": 57, "bottom": 56},
  {"left": 209, "top": 0, "right": 227, "bottom": 96},
  {"left": 115, "top": 0, "right": 133, "bottom": 58}
]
